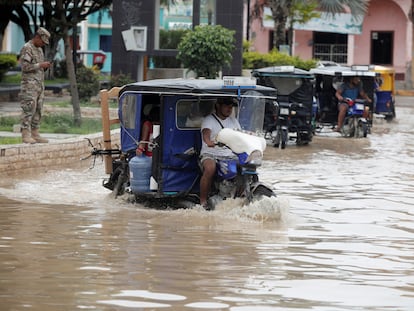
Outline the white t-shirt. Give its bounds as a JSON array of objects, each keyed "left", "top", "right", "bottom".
[{"left": 200, "top": 113, "right": 241, "bottom": 158}]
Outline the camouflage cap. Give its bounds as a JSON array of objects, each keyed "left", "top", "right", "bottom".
[{"left": 36, "top": 27, "right": 50, "bottom": 45}]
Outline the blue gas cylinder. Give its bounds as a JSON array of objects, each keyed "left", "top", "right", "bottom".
[{"left": 129, "top": 155, "right": 152, "bottom": 193}]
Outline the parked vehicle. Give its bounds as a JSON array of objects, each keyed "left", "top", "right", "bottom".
[
  {"left": 372, "top": 65, "right": 396, "bottom": 121},
  {"left": 252, "top": 66, "right": 315, "bottom": 148},
  {"left": 88, "top": 77, "right": 278, "bottom": 209},
  {"left": 310, "top": 65, "right": 378, "bottom": 135}
]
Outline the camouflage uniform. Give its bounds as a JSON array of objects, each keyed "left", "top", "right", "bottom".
[{"left": 19, "top": 37, "right": 46, "bottom": 130}]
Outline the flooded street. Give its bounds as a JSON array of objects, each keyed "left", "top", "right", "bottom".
[{"left": 1, "top": 99, "right": 413, "bottom": 310}]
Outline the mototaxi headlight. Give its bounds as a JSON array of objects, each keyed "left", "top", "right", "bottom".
[
  {"left": 247, "top": 150, "right": 263, "bottom": 165},
  {"left": 290, "top": 110, "right": 297, "bottom": 116}
]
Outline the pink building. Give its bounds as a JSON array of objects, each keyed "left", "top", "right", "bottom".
[{"left": 249, "top": 0, "right": 412, "bottom": 87}]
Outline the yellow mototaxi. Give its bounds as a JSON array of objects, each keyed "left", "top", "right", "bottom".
[{"left": 372, "top": 65, "right": 396, "bottom": 121}]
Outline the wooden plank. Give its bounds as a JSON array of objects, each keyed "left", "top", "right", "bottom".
[{"left": 99, "top": 87, "right": 121, "bottom": 174}]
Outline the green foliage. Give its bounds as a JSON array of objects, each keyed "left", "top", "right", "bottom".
[
  {"left": 110, "top": 72, "right": 135, "bottom": 88},
  {"left": 76, "top": 66, "right": 100, "bottom": 101},
  {"left": 290, "top": 1, "right": 320, "bottom": 25},
  {"left": 243, "top": 40, "right": 252, "bottom": 53},
  {"left": 177, "top": 25, "right": 235, "bottom": 78},
  {"left": 243, "top": 49, "right": 317, "bottom": 71},
  {"left": 1, "top": 72, "right": 21, "bottom": 84},
  {"left": 0, "top": 137, "right": 21, "bottom": 145},
  {"left": 0, "top": 116, "right": 16, "bottom": 129},
  {"left": 153, "top": 29, "right": 188, "bottom": 68},
  {"left": 0, "top": 53, "right": 18, "bottom": 82}
]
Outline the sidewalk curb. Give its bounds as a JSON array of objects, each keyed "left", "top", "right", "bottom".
[
  {"left": 1, "top": 129, "right": 120, "bottom": 176},
  {"left": 396, "top": 89, "right": 414, "bottom": 96}
]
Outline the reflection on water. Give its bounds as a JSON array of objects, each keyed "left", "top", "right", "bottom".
[{"left": 0, "top": 106, "right": 413, "bottom": 310}]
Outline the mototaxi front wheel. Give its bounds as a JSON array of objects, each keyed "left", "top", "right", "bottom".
[
  {"left": 253, "top": 184, "right": 276, "bottom": 198},
  {"left": 281, "top": 128, "right": 288, "bottom": 149}
]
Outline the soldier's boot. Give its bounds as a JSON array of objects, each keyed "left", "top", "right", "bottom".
[
  {"left": 31, "top": 128, "right": 49, "bottom": 143},
  {"left": 21, "top": 128, "right": 36, "bottom": 144}
]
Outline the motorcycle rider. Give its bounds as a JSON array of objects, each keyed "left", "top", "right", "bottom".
[
  {"left": 199, "top": 97, "right": 241, "bottom": 210},
  {"left": 334, "top": 76, "right": 372, "bottom": 132}
]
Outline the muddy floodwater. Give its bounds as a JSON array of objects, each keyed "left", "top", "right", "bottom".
[{"left": 0, "top": 100, "right": 413, "bottom": 310}]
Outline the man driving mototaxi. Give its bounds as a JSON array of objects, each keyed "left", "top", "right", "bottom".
[
  {"left": 199, "top": 97, "right": 241, "bottom": 210},
  {"left": 334, "top": 76, "right": 372, "bottom": 132}
]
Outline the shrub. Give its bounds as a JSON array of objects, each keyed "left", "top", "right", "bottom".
[
  {"left": 0, "top": 53, "right": 18, "bottom": 82},
  {"left": 177, "top": 25, "right": 235, "bottom": 78},
  {"left": 110, "top": 72, "right": 135, "bottom": 88},
  {"left": 76, "top": 66, "right": 100, "bottom": 101},
  {"left": 243, "top": 49, "right": 317, "bottom": 71}
]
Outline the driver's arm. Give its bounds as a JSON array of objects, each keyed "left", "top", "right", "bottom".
[
  {"left": 202, "top": 128, "right": 215, "bottom": 148},
  {"left": 335, "top": 88, "right": 344, "bottom": 102}
]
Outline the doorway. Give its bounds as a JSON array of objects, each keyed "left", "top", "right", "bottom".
[{"left": 371, "top": 31, "right": 393, "bottom": 65}]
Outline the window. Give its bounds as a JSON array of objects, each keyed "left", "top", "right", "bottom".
[
  {"left": 176, "top": 98, "right": 215, "bottom": 129},
  {"left": 200, "top": 0, "right": 216, "bottom": 25},
  {"left": 100, "top": 35, "right": 112, "bottom": 52},
  {"left": 121, "top": 95, "right": 137, "bottom": 129},
  {"left": 156, "top": 0, "right": 193, "bottom": 50},
  {"left": 313, "top": 32, "right": 347, "bottom": 64}
]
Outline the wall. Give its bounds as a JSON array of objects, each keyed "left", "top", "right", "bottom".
[
  {"left": 0, "top": 131, "right": 120, "bottom": 176},
  {"left": 248, "top": 0, "right": 412, "bottom": 83},
  {"left": 359, "top": 0, "right": 410, "bottom": 75}
]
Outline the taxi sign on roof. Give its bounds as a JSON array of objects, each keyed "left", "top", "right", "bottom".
[
  {"left": 351, "top": 65, "right": 374, "bottom": 71},
  {"left": 222, "top": 76, "right": 256, "bottom": 87},
  {"left": 271, "top": 65, "right": 295, "bottom": 72}
]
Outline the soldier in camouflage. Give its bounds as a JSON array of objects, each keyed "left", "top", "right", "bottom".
[{"left": 19, "top": 27, "right": 51, "bottom": 144}]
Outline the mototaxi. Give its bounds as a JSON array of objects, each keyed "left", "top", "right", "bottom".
[
  {"left": 252, "top": 65, "right": 315, "bottom": 148},
  {"left": 371, "top": 65, "right": 396, "bottom": 121},
  {"left": 310, "top": 65, "right": 378, "bottom": 132},
  {"left": 95, "top": 77, "right": 279, "bottom": 209}
]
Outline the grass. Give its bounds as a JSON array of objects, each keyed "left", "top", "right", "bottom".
[
  {"left": 0, "top": 73, "right": 68, "bottom": 85},
  {"left": 46, "top": 98, "right": 118, "bottom": 109},
  {"left": 3, "top": 72, "right": 108, "bottom": 85},
  {"left": 0, "top": 137, "right": 21, "bottom": 144},
  {"left": 0, "top": 114, "right": 118, "bottom": 135}
]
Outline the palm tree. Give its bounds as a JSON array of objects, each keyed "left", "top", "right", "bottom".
[
  {"left": 252, "top": 0, "right": 369, "bottom": 50},
  {"left": 410, "top": 0, "right": 414, "bottom": 88}
]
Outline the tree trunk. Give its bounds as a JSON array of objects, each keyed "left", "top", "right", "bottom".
[
  {"left": 64, "top": 35, "right": 82, "bottom": 126},
  {"left": 410, "top": 0, "right": 414, "bottom": 89},
  {"left": 269, "top": 0, "right": 292, "bottom": 50}
]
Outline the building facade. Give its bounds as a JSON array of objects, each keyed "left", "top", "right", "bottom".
[
  {"left": 111, "top": 0, "right": 244, "bottom": 81},
  {"left": 3, "top": 7, "right": 112, "bottom": 74},
  {"left": 249, "top": 0, "right": 412, "bottom": 86}
]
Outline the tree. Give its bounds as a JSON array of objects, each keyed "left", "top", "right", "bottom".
[
  {"left": 287, "top": 0, "right": 320, "bottom": 53},
  {"left": 0, "top": 0, "right": 112, "bottom": 126},
  {"left": 409, "top": 0, "right": 414, "bottom": 89},
  {"left": 177, "top": 25, "right": 235, "bottom": 79},
  {"left": 252, "top": 0, "right": 369, "bottom": 51}
]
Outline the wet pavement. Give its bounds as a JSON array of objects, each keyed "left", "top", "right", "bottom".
[{"left": 0, "top": 95, "right": 413, "bottom": 310}]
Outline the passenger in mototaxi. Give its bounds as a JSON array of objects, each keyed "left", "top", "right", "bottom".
[
  {"left": 136, "top": 106, "right": 160, "bottom": 156},
  {"left": 334, "top": 76, "right": 372, "bottom": 132}
]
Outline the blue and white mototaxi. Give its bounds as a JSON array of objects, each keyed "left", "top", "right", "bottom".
[{"left": 90, "top": 77, "right": 278, "bottom": 209}]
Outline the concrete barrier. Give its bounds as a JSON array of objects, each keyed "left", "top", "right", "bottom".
[{"left": 0, "top": 130, "right": 120, "bottom": 176}]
